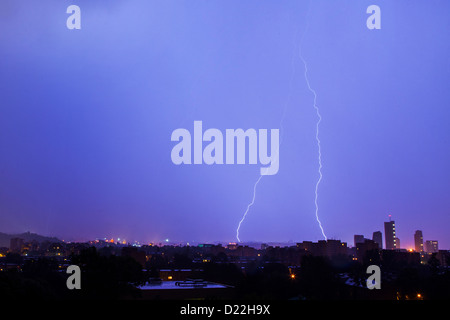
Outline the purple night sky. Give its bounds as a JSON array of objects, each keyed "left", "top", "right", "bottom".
[{"left": 0, "top": 0, "right": 449, "bottom": 249}]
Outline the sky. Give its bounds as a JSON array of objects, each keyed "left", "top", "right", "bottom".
[{"left": 0, "top": 0, "right": 449, "bottom": 249}]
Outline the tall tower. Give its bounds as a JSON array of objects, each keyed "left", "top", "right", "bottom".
[
  {"left": 414, "top": 230, "right": 424, "bottom": 252},
  {"left": 384, "top": 216, "right": 397, "bottom": 250}
]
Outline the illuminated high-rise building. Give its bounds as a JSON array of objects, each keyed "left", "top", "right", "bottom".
[
  {"left": 384, "top": 218, "right": 397, "bottom": 250},
  {"left": 414, "top": 230, "right": 424, "bottom": 252}
]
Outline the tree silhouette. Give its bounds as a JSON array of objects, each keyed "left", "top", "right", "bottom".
[{"left": 69, "top": 246, "right": 145, "bottom": 299}]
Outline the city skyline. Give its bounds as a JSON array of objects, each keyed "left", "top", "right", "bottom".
[
  {"left": 1, "top": 1, "right": 449, "bottom": 249},
  {"left": 1, "top": 215, "right": 445, "bottom": 251},
  {"left": 2, "top": 225, "right": 448, "bottom": 301}
]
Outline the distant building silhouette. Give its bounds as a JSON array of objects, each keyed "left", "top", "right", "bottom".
[
  {"left": 356, "top": 239, "right": 379, "bottom": 261},
  {"left": 384, "top": 219, "right": 398, "bottom": 250},
  {"left": 372, "top": 231, "right": 383, "bottom": 249},
  {"left": 354, "top": 235, "right": 365, "bottom": 247},
  {"left": 321, "top": 239, "right": 348, "bottom": 258},
  {"left": 297, "top": 239, "right": 347, "bottom": 258},
  {"left": 437, "top": 250, "right": 450, "bottom": 267},
  {"left": 424, "top": 240, "right": 438, "bottom": 253},
  {"left": 414, "top": 230, "right": 424, "bottom": 252}
]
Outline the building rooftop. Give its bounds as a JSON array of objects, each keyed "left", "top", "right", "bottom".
[{"left": 139, "top": 280, "right": 229, "bottom": 290}]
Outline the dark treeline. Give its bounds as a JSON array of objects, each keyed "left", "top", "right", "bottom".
[{"left": 1, "top": 245, "right": 449, "bottom": 300}]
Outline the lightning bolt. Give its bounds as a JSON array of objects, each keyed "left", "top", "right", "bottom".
[
  {"left": 236, "top": 175, "right": 263, "bottom": 243},
  {"left": 299, "top": 15, "right": 327, "bottom": 240},
  {"left": 235, "top": 27, "right": 297, "bottom": 243},
  {"left": 236, "top": 3, "right": 328, "bottom": 242},
  {"left": 300, "top": 55, "right": 327, "bottom": 240}
]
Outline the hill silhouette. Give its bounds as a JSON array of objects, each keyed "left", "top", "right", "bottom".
[{"left": 0, "top": 231, "right": 61, "bottom": 248}]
